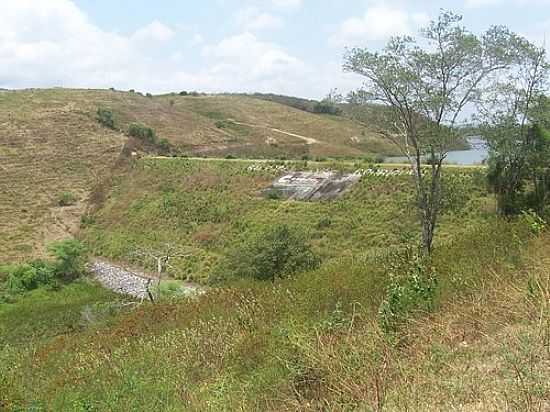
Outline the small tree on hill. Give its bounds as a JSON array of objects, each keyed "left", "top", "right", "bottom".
[
  {"left": 132, "top": 243, "right": 194, "bottom": 302},
  {"left": 96, "top": 107, "right": 115, "bottom": 129},
  {"left": 344, "top": 10, "right": 518, "bottom": 254},
  {"left": 219, "top": 224, "right": 320, "bottom": 282}
]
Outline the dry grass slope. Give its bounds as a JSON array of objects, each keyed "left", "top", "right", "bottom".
[
  {"left": 0, "top": 90, "right": 125, "bottom": 262},
  {"left": 0, "top": 88, "right": 398, "bottom": 263}
]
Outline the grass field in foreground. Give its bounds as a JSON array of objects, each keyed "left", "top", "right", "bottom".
[{"left": 1, "top": 215, "right": 547, "bottom": 411}]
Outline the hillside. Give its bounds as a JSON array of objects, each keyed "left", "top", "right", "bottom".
[
  {"left": 80, "top": 158, "right": 488, "bottom": 281},
  {"left": 1, "top": 151, "right": 548, "bottom": 410},
  {"left": 0, "top": 88, "right": 398, "bottom": 263},
  {"left": 0, "top": 90, "right": 126, "bottom": 262}
]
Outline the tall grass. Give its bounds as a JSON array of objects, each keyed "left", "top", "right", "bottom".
[{"left": 2, "top": 216, "right": 546, "bottom": 411}]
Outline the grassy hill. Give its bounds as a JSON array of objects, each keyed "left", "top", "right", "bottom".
[
  {"left": 1, "top": 182, "right": 547, "bottom": 410},
  {"left": 0, "top": 90, "right": 126, "bottom": 262},
  {"left": 79, "top": 158, "right": 489, "bottom": 281},
  {"left": 0, "top": 88, "right": 401, "bottom": 264}
]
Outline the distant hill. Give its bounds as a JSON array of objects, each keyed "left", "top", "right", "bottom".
[{"left": 0, "top": 88, "right": 401, "bottom": 262}]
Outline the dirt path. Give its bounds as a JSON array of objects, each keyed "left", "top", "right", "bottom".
[{"left": 229, "top": 120, "right": 320, "bottom": 145}]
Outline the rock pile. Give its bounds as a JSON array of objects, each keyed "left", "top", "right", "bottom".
[{"left": 90, "top": 260, "right": 150, "bottom": 299}]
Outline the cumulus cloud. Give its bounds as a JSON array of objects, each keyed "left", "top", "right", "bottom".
[
  {"left": 330, "top": 6, "right": 429, "bottom": 47},
  {"left": 236, "top": 7, "right": 284, "bottom": 31},
  {"left": 0, "top": 0, "right": 356, "bottom": 99},
  {"left": 132, "top": 20, "right": 175, "bottom": 42},
  {"left": 271, "top": 0, "right": 303, "bottom": 11}
]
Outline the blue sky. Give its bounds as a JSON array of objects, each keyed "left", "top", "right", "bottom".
[{"left": 1, "top": 0, "right": 549, "bottom": 98}]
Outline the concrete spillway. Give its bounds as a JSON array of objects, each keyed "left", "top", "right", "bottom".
[{"left": 263, "top": 171, "right": 361, "bottom": 201}]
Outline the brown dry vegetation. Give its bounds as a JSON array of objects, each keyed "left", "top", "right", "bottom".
[
  {"left": 0, "top": 90, "right": 125, "bottom": 262},
  {"left": 0, "top": 88, "right": 398, "bottom": 263}
]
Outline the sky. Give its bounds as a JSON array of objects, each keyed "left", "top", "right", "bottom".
[{"left": 1, "top": 0, "right": 550, "bottom": 99}]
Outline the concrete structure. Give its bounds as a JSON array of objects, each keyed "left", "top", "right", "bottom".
[{"left": 263, "top": 171, "right": 361, "bottom": 201}]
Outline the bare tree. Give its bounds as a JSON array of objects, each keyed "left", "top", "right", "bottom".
[
  {"left": 344, "top": 10, "right": 518, "bottom": 254},
  {"left": 132, "top": 243, "right": 194, "bottom": 303}
]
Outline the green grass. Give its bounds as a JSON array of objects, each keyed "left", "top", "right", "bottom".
[
  {"left": 1, "top": 219, "right": 546, "bottom": 411},
  {"left": 1, "top": 154, "right": 547, "bottom": 410},
  {"left": 80, "top": 158, "right": 490, "bottom": 281}
]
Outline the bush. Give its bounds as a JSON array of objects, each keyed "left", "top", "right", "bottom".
[
  {"left": 520, "top": 210, "right": 546, "bottom": 236},
  {"left": 378, "top": 247, "right": 438, "bottom": 334},
  {"left": 48, "top": 239, "right": 87, "bottom": 281},
  {"left": 313, "top": 101, "right": 342, "bottom": 115},
  {"left": 146, "top": 93, "right": 153, "bottom": 98},
  {"left": 218, "top": 224, "right": 320, "bottom": 282},
  {"left": 179, "top": 91, "right": 188, "bottom": 96},
  {"left": 57, "top": 191, "right": 77, "bottom": 207},
  {"left": 157, "top": 138, "right": 171, "bottom": 153},
  {"left": 96, "top": 107, "right": 115, "bottom": 129},
  {"left": 4, "top": 261, "right": 55, "bottom": 293},
  {"left": 128, "top": 123, "right": 157, "bottom": 144}
]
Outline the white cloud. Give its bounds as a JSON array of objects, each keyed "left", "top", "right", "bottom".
[
  {"left": 271, "top": 0, "right": 303, "bottom": 11},
  {"left": 330, "top": 6, "right": 429, "bottom": 47},
  {"left": 0, "top": 0, "right": 353, "bottom": 99},
  {"left": 132, "top": 20, "right": 175, "bottom": 42},
  {"left": 236, "top": 7, "right": 284, "bottom": 31},
  {"left": 203, "top": 32, "right": 305, "bottom": 80}
]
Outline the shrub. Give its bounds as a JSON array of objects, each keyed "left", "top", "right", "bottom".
[
  {"left": 313, "top": 101, "right": 342, "bottom": 115},
  {"left": 128, "top": 123, "right": 157, "bottom": 144},
  {"left": 157, "top": 138, "right": 171, "bottom": 152},
  {"left": 520, "top": 210, "right": 546, "bottom": 236},
  {"left": 57, "top": 191, "right": 77, "bottom": 207},
  {"left": 4, "top": 260, "right": 55, "bottom": 293},
  {"left": 146, "top": 93, "right": 153, "bottom": 98},
  {"left": 378, "top": 247, "right": 438, "bottom": 334},
  {"left": 179, "top": 91, "right": 188, "bottom": 96},
  {"left": 218, "top": 224, "right": 320, "bottom": 282},
  {"left": 48, "top": 239, "right": 87, "bottom": 281}
]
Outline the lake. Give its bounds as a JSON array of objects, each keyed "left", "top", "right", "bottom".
[{"left": 384, "top": 138, "right": 489, "bottom": 166}]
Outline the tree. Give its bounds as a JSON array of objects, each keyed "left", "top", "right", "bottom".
[
  {"left": 480, "top": 41, "right": 550, "bottom": 215},
  {"left": 218, "top": 224, "right": 319, "bottom": 282},
  {"left": 344, "top": 11, "right": 517, "bottom": 254},
  {"left": 48, "top": 239, "right": 87, "bottom": 280},
  {"left": 96, "top": 107, "right": 115, "bottom": 129},
  {"left": 132, "top": 243, "right": 193, "bottom": 302}
]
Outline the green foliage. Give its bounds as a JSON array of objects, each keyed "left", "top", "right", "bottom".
[
  {"left": 218, "top": 224, "right": 320, "bottom": 281},
  {"left": 157, "top": 138, "right": 171, "bottom": 153},
  {"left": 378, "top": 247, "right": 438, "bottom": 334},
  {"left": 4, "top": 261, "right": 55, "bottom": 294},
  {"left": 520, "top": 210, "right": 546, "bottom": 236},
  {"left": 96, "top": 107, "right": 115, "bottom": 129},
  {"left": 48, "top": 239, "right": 87, "bottom": 281},
  {"left": 57, "top": 191, "right": 77, "bottom": 207},
  {"left": 487, "top": 125, "right": 550, "bottom": 215},
  {"left": 128, "top": 123, "right": 156, "bottom": 144},
  {"left": 313, "top": 100, "right": 342, "bottom": 115},
  {"left": 1, "top": 240, "right": 87, "bottom": 296}
]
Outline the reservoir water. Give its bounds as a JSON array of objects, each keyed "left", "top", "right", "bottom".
[{"left": 385, "top": 138, "right": 488, "bottom": 166}]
